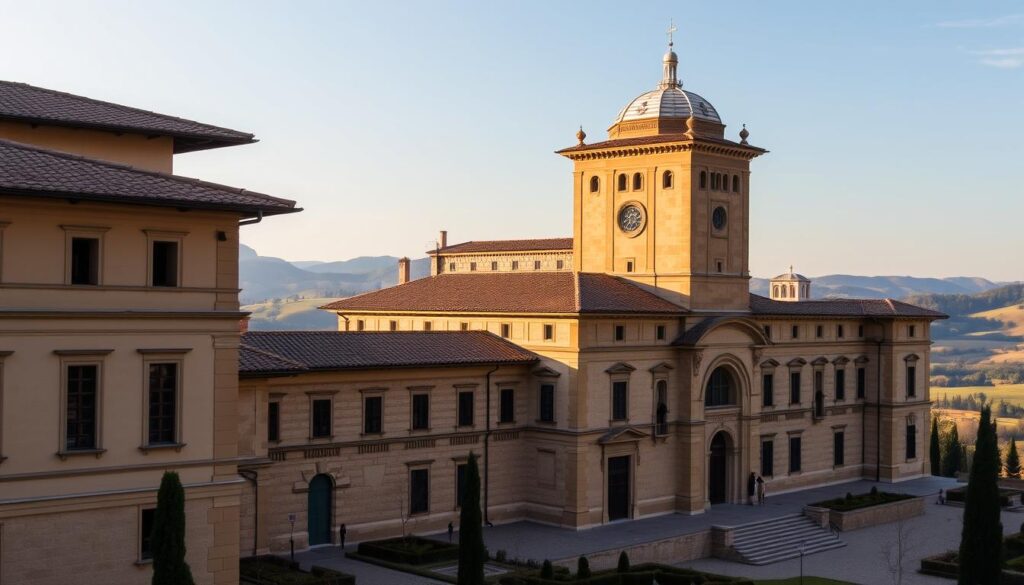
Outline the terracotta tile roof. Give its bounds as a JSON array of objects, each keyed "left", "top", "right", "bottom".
[
  {"left": 239, "top": 331, "right": 538, "bottom": 375},
  {"left": 429, "top": 237, "right": 573, "bottom": 255},
  {"left": 749, "top": 294, "right": 948, "bottom": 319},
  {"left": 320, "top": 272, "right": 685, "bottom": 315},
  {"left": 556, "top": 133, "right": 767, "bottom": 155},
  {"left": 0, "top": 80, "right": 255, "bottom": 153},
  {"left": 0, "top": 139, "right": 298, "bottom": 216}
]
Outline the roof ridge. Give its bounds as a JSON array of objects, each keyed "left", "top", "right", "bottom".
[
  {"left": 0, "top": 137, "right": 296, "bottom": 208},
  {"left": 0, "top": 80, "right": 254, "bottom": 140}
]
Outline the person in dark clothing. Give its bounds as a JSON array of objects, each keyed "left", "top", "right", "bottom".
[
  {"left": 339, "top": 523, "right": 347, "bottom": 550},
  {"left": 756, "top": 475, "right": 766, "bottom": 505},
  {"left": 747, "top": 472, "right": 756, "bottom": 505},
  {"left": 447, "top": 521, "right": 454, "bottom": 543}
]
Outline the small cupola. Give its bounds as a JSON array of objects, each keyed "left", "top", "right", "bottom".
[{"left": 770, "top": 266, "right": 811, "bottom": 302}]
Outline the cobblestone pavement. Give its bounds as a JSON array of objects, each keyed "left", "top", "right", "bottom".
[{"left": 684, "top": 501, "right": 1024, "bottom": 585}]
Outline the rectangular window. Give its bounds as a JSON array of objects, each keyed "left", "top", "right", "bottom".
[
  {"left": 70, "top": 237, "right": 100, "bottom": 285},
  {"left": 626, "top": 260, "right": 634, "bottom": 273},
  {"left": 423, "top": 321, "right": 432, "bottom": 331},
  {"left": 716, "top": 260, "right": 723, "bottom": 273},
  {"left": 412, "top": 393, "right": 430, "bottom": 430},
  {"left": 311, "top": 398, "right": 332, "bottom": 438},
  {"left": 460, "top": 322, "right": 469, "bottom": 331},
  {"left": 857, "top": 367, "right": 866, "bottom": 399},
  {"left": 909, "top": 325, "right": 916, "bottom": 338},
  {"left": 356, "top": 319, "right": 365, "bottom": 331},
  {"left": 147, "top": 363, "right": 178, "bottom": 445},
  {"left": 556, "top": 260, "right": 564, "bottom": 270},
  {"left": 151, "top": 240, "right": 179, "bottom": 287},
  {"left": 906, "top": 424, "right": 917, "bottom": 460},
  {"left": 500, "top": 323, "right": 510, "bottom": 338},
  {"left": 762, "top": 373, "right": 774, "bottom": 407},
  {"left": 791, "top": 325, "right": 799, "bottom": 339},
  {"left": 611, "top": 381, "right": 628, "bottom": 421},
  {"left": 858, "top": 325, "right": 864, "bottom": 337},
  {"left": 543, "top": 324, "right": 554, "bottom": 341},
  {"left": 907, "top": 366, "right": 917, "bottom": 397},
  {"left": 470, "top": 262, "right": 477, "bottom": 271},
  {"left": 814, "top": 370, "right": 823, "bottom": 394},
  {"left": 816, "top": 325, "right": 824, "bottom": 338},
  {"left": 268, "top": 401, "right": 280, "bottom": 442},
  {"left": 499, "top": 388, "right": 514, "bottom": 423},
  {"left": 389, "top": 320, "right": 398, "bottom": 331},
  {"left": 363, "top": 395, "right": 382, "bottom": 434},
  {"left": 410, "top": 468, "right": 429, "bottom": 514},
  {"left": 491, "top": 261, "right": 498, "bottom": 271},
  {"left": 789, "top": 371, "right": 801, "bottom": 405},
  {"left": 656, "top": 325, "right": 666, "bottom": 341},
  {"left": 761, "top": 440, "right": 774, "bottom": 478},
  {"left": 834, "top": 431, "right": 845, "bottom": 467},
  {"left": 539, "top": 384, "right": 555, "bottom": 422},
  {"left": 789, "top": 436, "right": 802, "bottom": 473},
  {"left": 456, "top": 463, "right": 467, "bottom": 508},
  {"left": 835, "top": 368, "right": 846, "bottom": 401},
  {"left": 140, "top": 508, "right": 156, "bottom": 561},
  {"left": 458, "top": 391, "right": 474, "bottom": 427},
  {"left": 763, "top": 325, "right": 771, "bottom": 339},
  {"left": 512, "top": 261, "right": 519, "bottom": 270},
  {"left": 534, "top": 260, "right": 541, "bottom": 270},
  {"left": 614, "top": 325, "right": 625, "bottom": 341},
  {"left": 837, "top": 325, "right": 844, "bottom": 338},
  {"left": 449, "top": 262, "right": 456, "bottom": 272},
  {"left": 65, "top": 364, "right": 98, "bottom": 450}
]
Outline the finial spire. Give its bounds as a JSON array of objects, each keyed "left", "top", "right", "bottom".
[
  {"left": 660, "top": 20, "right": 680, "bottom": 89},
  {"left": 576, "top": 125, "right": 586, "bottom": 146}
]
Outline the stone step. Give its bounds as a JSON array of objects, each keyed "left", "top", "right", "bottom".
[
  {"left": 744, "top": 540, "right": 847, "bottom": 566},
  {"left": 728, "top": 513, "right": 805, "bottom": 533},
  {"left": 734, "top": 523, "right": 831, "bottom": 547},
  {"left": 736, "top": 532, "right": 841, "bottom": 557},
  {"left": 726, "top": 513, "right": 845, "bottom": 565}
]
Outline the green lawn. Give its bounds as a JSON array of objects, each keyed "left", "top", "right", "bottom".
[{"left": 754, "top": 578, "right": 856, "bottom": 585}]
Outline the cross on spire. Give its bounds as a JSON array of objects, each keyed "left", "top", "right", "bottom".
[{"left": 666, "top": 19, "right": 678, "bottom": 49}]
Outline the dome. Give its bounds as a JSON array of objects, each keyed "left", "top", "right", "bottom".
[{"left": 613, "top": 87, "right": 721, "bottom": 125}]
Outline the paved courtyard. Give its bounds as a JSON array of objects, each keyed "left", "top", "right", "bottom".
[{"left": 291, "top": 476, "right": 990, "bottom": 584}]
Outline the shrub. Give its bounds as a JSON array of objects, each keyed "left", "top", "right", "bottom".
[
  {"left": 870, "top": 485, "right": 878, "bottom": 496},
  {"left": 618, "top": 551, "right": 630, "bottom": 573},
  {"left": 539, "top": 560, "right": 554, "bottom": 579},
  {"left": 356, "top": 536, "right": 459, "bottom": 565},
  {"left": 577, "top": 556, "right": 591, "bottom": 579},
  {"left": 845, "top": 492, "right": 853, "bottom": 501},
  {"left": 495, "top": 549, "right": 507, "bottom": 563}
]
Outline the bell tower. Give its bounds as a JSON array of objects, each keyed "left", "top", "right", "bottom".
[{"left": 558, "top": 33, "right": 766, "bottom": 311}]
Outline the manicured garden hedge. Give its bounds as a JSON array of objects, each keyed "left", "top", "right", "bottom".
[
  {"left": 355, "top": 536, "right": 459, "bottom": 565},
  {"left": 919, "top": 535, "right": 1024, "bottom": 584},
  {"left": 810, "top": 490, "right": 914, "bottom": 512},
  {"left": 498, "top": 562, "right": 752, "bottom": 585},
  {"left": 240, "top": 556, "right": 355, "bottom": 585},
  {"left": 945, "top": 486, "right": 1020, "bottom": 507}
]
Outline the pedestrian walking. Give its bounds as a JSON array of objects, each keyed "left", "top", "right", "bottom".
[
  {"left": 756, "top": 475, "right": 765, "bottom": 505},
  {"left": 447, "top": 521, "right": 454, "bottom": 543},
  {"left": 339, "top": 523, "right": 346, "bottom": 550}
]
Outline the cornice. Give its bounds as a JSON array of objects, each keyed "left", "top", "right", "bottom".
[{"left": 560, "top": 140, "right": 766, "bottom": 162}]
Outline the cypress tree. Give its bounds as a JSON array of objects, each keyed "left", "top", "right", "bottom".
[
  {"left": 577, "top": 556, "right": 591, "bottom": 579},
  {"left": 958, "top": 406, "right": 1003, "bottom": 585},
  {"left": 930, "top": 416, "right": 942, "bottom": 476},
  {"left": 151, "top": 471, "right": 195, "bottom": 585},
  {"left": 617, "top": 551, "right": 630, "bottom": 573},
  {"left": 1007, "top": 437, "right": 1021, "bottom": 479},
  {"left": 457, "top": 452, "right": 486, "bottom": 585},
  {"left": 943, "top": 424, "right": 962, "bottom": 478}
]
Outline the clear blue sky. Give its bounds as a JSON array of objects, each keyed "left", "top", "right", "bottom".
[{"left": 3, "top": 1, "right": 1022, "bottom": 280}]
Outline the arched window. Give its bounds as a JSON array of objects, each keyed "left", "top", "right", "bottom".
[
  {"left": 589, "top": 176, "right": 600, "bottom": 193},
  {"left": 790, "top": 284, "right": 796, "bottom": 298},
  {"left": 781, "top": 286, "right": 788, "bottom": 298},
  {"left": 656, "top": 380, "right": 668, "bottom": 435},
  {"left": 773, "top": 285, "right": 779, "bottom": 297},
  {"left": 705, "top": 367, "right": 735, "bottom": 407},
  {"left": 722, "top": 174, "right": 729, "bottom": 192},
  {"left": 617, "top": 173, "right": 627, "bottom": 191},
  {"left": 632, "top": 172, "right": 643, "bottom": 190},
  {"left": 662, "top": 170, "right": 674, "bottom": 189},
  {"left": 732, "top": 175, "right": 740, "bottom": 193},
  {"left": 700, "top": 171, "right": 707, "bottom": 189}
]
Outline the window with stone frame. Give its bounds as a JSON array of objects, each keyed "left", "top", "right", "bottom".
[
  {"left": 789, "top": 435, "right": 802, "bottom": 473},
  {"left": 409, "top": 468, "right": 429, "bottom": 514},
  {"left": 905, "top": 355, "right": 919, "bottom": 398},
  {"left": 906, "top": 421, "right": 917, "bottom": 460},
  {"left": 705, "top": 367, "right": 736, "bottom": 408},
  {"left": 139, "top": 507, "right": 156, "bottom": 561},
  {"left": 311, "top": 398, "right": 332, "bottom": 438},
  {"left": 762, "top": 372, "right": 774, "bottom": 407},
  {"left": 539, "top": 383, "right": 555, "bottom": 423},
  {"left": 789, "top": 371, "right": 801, "bottom": 405},
  {"left": 411, "top": 392, "right": 430, "bottom": 430},
  {"left": 655, "top": 379, "right": 669, "bottom": 435},
  {"left": 363, "top": 395, "right": 383, "bottom": 434},
  {"left": 268, "top": 400, "right": 281, "bottom": 442},
  {"left": 834, "top": 430, "right": 845, "bottom": 467},
  {"left": 499, "top": 388, "right": 514, "bottom": 423},
  {"left": 857, "top": 365, "right": 867, "bottom": 399},
  {"left": 458, "top": 390, "right": 474, "bottom": 427},
  {"left": 65, "top": 362, "right": 100, "bottom": 451},
  {"left": 456, "top": 462, "right": 468, "bottom": 508},
  {"left": 761, "top": 438, "right": 774, "bottom": 477},
  {"left": 835, "top": 367, "right": 846, "bottom": 401},
  {"left": 611, "top": 381, "right": 628, "bottom": 421},
  {"left": 147, "top": 362, "right": 179, "bottom": 445}
]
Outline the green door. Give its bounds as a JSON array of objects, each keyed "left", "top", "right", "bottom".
[{"left": 307, "top": 474, "right": 332, "bottom": 546}]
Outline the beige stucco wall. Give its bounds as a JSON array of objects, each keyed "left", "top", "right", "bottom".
[
  {"left": 0, "top": 120, "right": 174, "bottom": 173},
  {"left": 434, "top": 251, "right": 572, "bottom": 276}
]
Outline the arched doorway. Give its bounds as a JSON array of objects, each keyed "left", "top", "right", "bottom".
[
  {"left": 709, "top": 432, "right": 729, "bottom": 504},
  {"left": 307, "top": 474, "right": 333, "bottom": 546}
]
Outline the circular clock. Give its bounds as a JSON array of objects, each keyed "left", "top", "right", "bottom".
[
  {"left": 618, "top": 204, "right": 645, "bottom": 234},
  {"left": 712, "top": 206, "right": 727, "bottom": 231}
]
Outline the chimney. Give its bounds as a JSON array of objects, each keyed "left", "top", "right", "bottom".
[
  {"left": 239, "top": 317, "right": 249, "bottom": 333},
  {"left": 439, "top": 230, "right": 447, "bottom": 249},
  {"left": 398, "top": 257, "right": 411, "bottom": 285}
]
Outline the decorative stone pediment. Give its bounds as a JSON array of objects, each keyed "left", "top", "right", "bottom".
[
  {"left": 598, "top": 426, "right": 649, "bottom": 444},
  {"left": 904, "top": 353, "right": 921, "bottom": 363},
  {"left": 854, "top": 355, "right": 870, "bottom": 364},
  {"left": 292, "top": 461, "right": 351, "bottom": 493},
  {"left": 649, "top": 362, "right": 674, "bottom": 374},
  {"left": 811, "top": 356, "right": 829, "bottom": 367},
  {"left": 832, "top": 356, "right": 850, "bottom": 366},
  {"left": 760, "top": 358, "right": 780, "bottom": 369},
  {"left": 605, "top": 362, "right": 637, "bottom": 375},
  {"left": 532, "top": 366, "right": 562, "bottom": 378},
  {"left": 787, "top": 357, "right": 807, "bottom": 368}
]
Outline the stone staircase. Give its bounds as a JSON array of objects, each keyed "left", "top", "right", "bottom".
[{"left": 728, "top": 513, "right": 846, "bottom": 565}]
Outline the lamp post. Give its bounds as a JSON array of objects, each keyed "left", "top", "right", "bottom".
[
  {"left": 799, "top": 541, "right": 806, "bottom": 585},
  {"left": 288, "top": 513, "right": 297, "bottom": 562}
]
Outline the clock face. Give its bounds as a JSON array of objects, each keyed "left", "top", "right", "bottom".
[
  {"left": 712, "top": 206, "right": 727, "bottom": 231},
  {"left": 618, "top": 204, "right": 644, "bottom": 233}
]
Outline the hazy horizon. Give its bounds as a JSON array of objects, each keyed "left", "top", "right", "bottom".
[{"left": 3, "top": 1, "right": 1022, "bottom": 281}]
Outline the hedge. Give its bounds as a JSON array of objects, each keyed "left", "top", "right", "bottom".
[
  {"left": 498, "top": 562, "right": 752, "bottom": 585},
  {"left": 809, "top": 491, "right": 914, "bottom": 512},
  {"left": 945, "top": 486, "right": 1020, "bottom": 507},
  {"left": 355, "top": 536, "right": 459, "bottom": 565}
]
